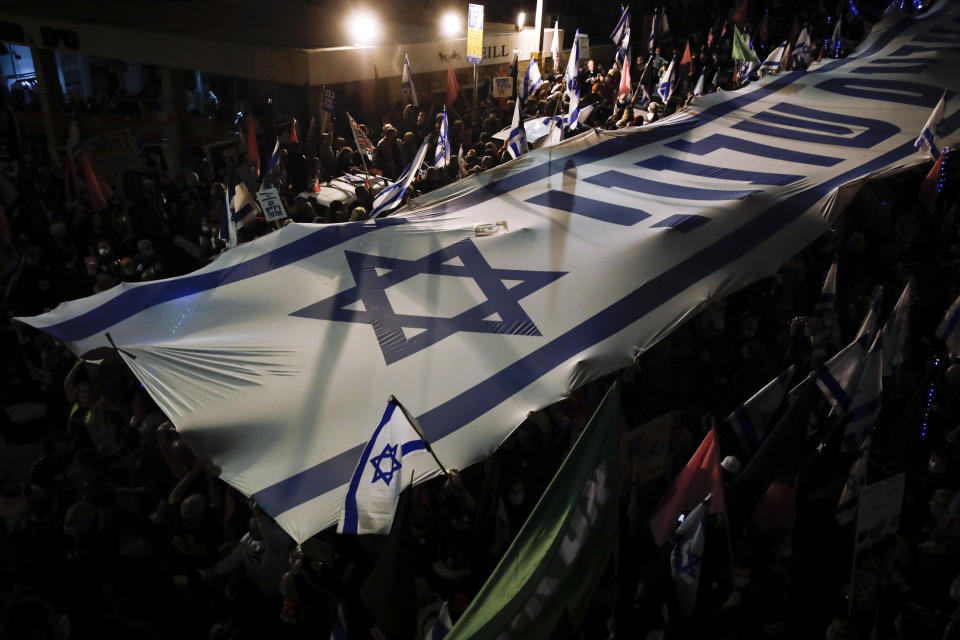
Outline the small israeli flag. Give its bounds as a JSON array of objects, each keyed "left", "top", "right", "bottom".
[
  {"left": 402, "top": 54, "right": 419, "bottom": 106},
  {"left": 761, "top": 41, "right": 788, "bottom": 73},
  {"left": 337, "top": 397, "right": 430, "bottom": 535},
  {"left": 726, "top": 365, "right": 795, "bottom": 455},
  {"left": 792, "top": 26, "right": 812, "bottom": 68},
  {"left": 670, "top": 497, "right": 709, "bottom": 619},
  {"left": 610, "top": 5, "right": 630, "bottom": 47},
  {"left": 648, "top": 7, "right": 658, "bottom": 53},
  {"left": 565, "top": 30, "right": 582, "bottom": 130},
  {"left": 506, "top": 98, "right": 528, "bottom": 159},
  {"left": 915, "top": 92, "right": 946, "bottom": 159},
  {"left": 657, "top": 56, "right": 676, "bottom": 103},
  {"left": 427, "top": 601, "right": 453, "bottom": 639},
  {"left": 816, "top": 335, "right": 871, "bottom": 415},
  {"left": 370, "top": 138, "right": 429, "bottom": 219},
  {"left": 693, "top": 69, "right": 705, "bottom": 97},
  {"left": 434, "top": 107, "right": 451, "bottom": 168},
  {"left": 840, "top": 341, "right": 882, "bottom": 453},
  {"left": 261, "top": 138, "right": 281, "bottom": 188},
  {"left": 520, "top": 57, "right": 543, "bottom": 103}
]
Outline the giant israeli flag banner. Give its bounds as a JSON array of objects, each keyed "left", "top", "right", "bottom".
[{"left": 16, "top": 3, "right": 960, "bottom": 543}]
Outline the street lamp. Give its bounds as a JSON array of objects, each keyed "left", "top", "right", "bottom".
[
  {"left": 346, "top": 10, "right": 381, "bottom": 46},
  {"left": 440, "top": 11, "right": 461, "bottom": 37},
  {"left": 516, "top": 11, "right": 526, "bottom": 30}
]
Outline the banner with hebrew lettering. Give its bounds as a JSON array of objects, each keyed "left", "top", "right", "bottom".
[{"left": 17, "top": 4, "right": 960, "bottom": 542}]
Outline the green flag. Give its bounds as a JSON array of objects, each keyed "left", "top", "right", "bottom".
[
  {"left": 732, "top": 26, "right": 759, "bottom": 62},
  {"left": 446, "top": 382, "right": 622, "bottom": 640}
]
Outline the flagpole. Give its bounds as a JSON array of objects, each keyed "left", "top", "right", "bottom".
[{"left": 390, "top": 395, "right": 450, "bottom": 476}]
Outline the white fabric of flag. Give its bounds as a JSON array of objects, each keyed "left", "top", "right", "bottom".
[
  {"left": 793, "top": 27, "right": 812, "bottom": 68},
  {"left": 837, "top": 434, "right": 871, "bottom": 525},
  {"left": 506, "top": 98, "right": 529, "bottom": 159},
  {"left": 551, "top": 20, "right": 561, "bottom": 73},
  {"left": 402, "top": 54, "right": 419, "bottom": 107},
  {"left": 816, "top": 336, "right": 871, "bottom": 414},
  {"left": 840, "top": 341, "right": 882, "bottom": 453},
  {"left": 434, "top": 107, "right": 451, "bottom": 168},
  {"left": 336, "top": 398, "right": 429, "bottom": 535},
  {"left": 855, "top": 288, "right": 884, "bottom": 342},
  {"left": 231, "top": 182, "right": 260, "bottom": 231},
  {"left": 915, "top": 92, "right": 946, "bottom": 158},
  {"left": 936, "top": 292, "right": 960, "bottom": 356},
  {"left": 262, "top": 139, "right": 281, "bottom": 187},
  {"left": 15, "top": 3, "right": 960, "bottom": 543},
  {"left": 726, "top": 365, "right": 795, "bottom": 454},
  {"left": 671, "top": 498, "right": 709, "bottom": 619},
  {"left": 693, "top": 70, "right": 705, "bottom": 97},
  {"left": 223, "top": 186, "right": 238, "bottom": 248},
  {"left": 761, "top": 41, "right": 789, "bottom": 73},
  {"left": 370, "top": 138, "right": 429, "bottom": 219},
  {"left": 739, "top": 59, "right": 760, "bottom": 86},
  {"left": 565, "top": 30, "right": 581, "bottom": 130},
  {"left": 648, "top": 7, "right": 658, "bottom": 53},
  {"left": 611, "top": 6, "right": 630, "bottom": 47},
  {"left": 428, "top": 601, "right": 453, "bottom": 640},
  {"left": 879, "top": 281, "right": 912, "bottom": 376},
  {"left": 815, "top": 255, "right": 838, "bottom": 313},
  {"left": 520, "top": 58, "right": 543, "bottom": 103},
  {"left": 830, "top": 17, "right": 844, "bottom": 54},
  {"left": 657, "top": 56, "right": 676, "bottom": 103}
]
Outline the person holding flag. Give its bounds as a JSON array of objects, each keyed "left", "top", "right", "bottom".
[
  {"left": 434, "top": 107, "right": 450, "bottom": 168},
  {"left": 792, "top": 25, "right": 812, "bottom": 69},
  {"left": 761, "top": 40, "right": 789, "bottom": 74},
  {"left": 732, "top": 26, "right": 760, "bottom": 84},
  {"left": 337, "top": 396, "right": 444, "bottom": 536},
  {"left": 565, "top": 30, "right": 582, "bottom": 131}
]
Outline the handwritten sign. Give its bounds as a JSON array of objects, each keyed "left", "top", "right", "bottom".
[{"left": 492, "top": 77, "right": 514, "bottom": 98}]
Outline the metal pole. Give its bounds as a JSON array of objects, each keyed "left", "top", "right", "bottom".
[
  {"left": 473, "top": 63, "right": 479, "bottom": 108},
  {"left": 390, "top": 395, "right": 450, "bottom": 476}
]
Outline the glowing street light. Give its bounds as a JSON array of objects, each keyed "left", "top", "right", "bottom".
[
  {"left": 346, "top": 10, "right": 381, "bottom": 46},
  {"left": 517, "top": 11, "right": 526, "bottom": 29},
  {"left": 440, "top": 11, "right": 461, "bottom": 37}
]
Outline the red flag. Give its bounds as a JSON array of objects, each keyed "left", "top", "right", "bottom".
[
  {"left": 446, "top": 63, "right": 460, "bottom": 108},
  {"left": 817, "top": 43, "right": 824, "bottom": 62},
  {"left": 78, "top": 150, "right": 108, "bottom": 212},
  {"left": 246, "top": 115, "right": 260, "bottom": 177},
  {"left": 290, "top": 116, "right": 299, "bottom": 144},
  {"left": 920, "top": 147, "right": 948, "bottom": 213},
  {"left": 618, "top": 55, "right": 632, "bottom": 98},
  {"left": 678, "top": 40, "right": 692, "bottom": 77},
  {"left": 649, "top": 428, "right": 727, "bottom": 546},
  {"left": 732, "top": 0, "right": 749, "bottom": 27},
  {"left": 721, "top": 20, "right": 728, "bottom": 39},
  {"left": 750, "top": 481, "right": 796, "bottom": 533},
  {"left": 707, "top": 26, "right": 714, "bottom": 46}
]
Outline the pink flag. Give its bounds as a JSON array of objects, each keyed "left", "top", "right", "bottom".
[
  {"left": 446, "top": 63, "right": 460, "bottom": 108},
  {"left": 618, "top": 56, "right": 632, "bottom": 98},
  {"left": 649, "top": 428, "right": 727, "bottom": 546},
  {"left": 732, "top": 0, "right": 749, "bottom": 27},
  {"left": 751, "top": 482, "right": 796, "bottom": 533},
  {"left": 78, "top": 150, "right": 108, "bottom": 212},
  {"left": 290, "top": 116, "right": 299, "bottom": 145}
]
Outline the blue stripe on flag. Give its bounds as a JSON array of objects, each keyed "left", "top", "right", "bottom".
[
  {"left": 816, "top": 369, "right": 853, "bottom": 411},
  {"left": 586, "top": 170, "right": 759, "bottom": 200},
  {"left": 525, "top": 190, "right": 650, "bottom": 226},
  {"left": 650, "top": 214, "right": 709, "bottom": 232},
  {"left": 341, "top": 402, "right": 398, "bottom": 534}
]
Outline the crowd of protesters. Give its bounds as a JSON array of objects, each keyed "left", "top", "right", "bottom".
[{"left": 2, "top": 1, "right": 958, "bottom": 639}]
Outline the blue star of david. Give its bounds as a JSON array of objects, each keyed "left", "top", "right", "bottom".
[
  {"left": 291, "top": 239, "right": 567, "bottom": 364},
  {"left": 672, "top": 551, "right": 701, "bottom": 578},
  {"left": 370, "top": 444, "right": 402, "bottom": 486}
]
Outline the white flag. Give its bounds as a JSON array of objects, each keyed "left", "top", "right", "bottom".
[
  {"left": 726, "top": 365, "right": 795, "bottom": 455},
  {"left": 671, "top": 498, "right": 709, "bottom": 618},
  {"left": 337, "top": 398, "right": 430, "bottom": 535},
  {"left": 915, "top": 92, "right": 946, "bottom": 159},
  {"left": 936, "top": 292, "right": 960, "bottom": 357},
  {"left": 692, "top": 70, "right": 705, "bottom": 97},
  {"left": 402, "top": 54, "right": 418, "bottom": 107},
  {"left": 814, "top": 254, "right": 838, "bottom": 313},
  {"left": 855, "top": 288, "right": 884, "bottom": 342},
  {"left": 565, "top": 30, "right": 582, "bottom": 130},
  {"left": 550, "top": 20, "right": 561, "bottom": 73}
]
